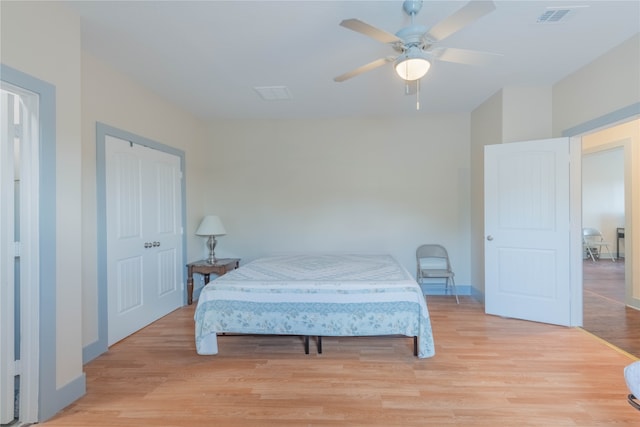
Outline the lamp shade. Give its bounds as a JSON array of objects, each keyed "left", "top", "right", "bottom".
[
  {"left": 395, "top": 47, "right": 431, "bottom": 81},
  {"left": 195, "top": 215, "right": 226, "bottom": 236}
]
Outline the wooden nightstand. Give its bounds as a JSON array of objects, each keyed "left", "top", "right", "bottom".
[{"left": 186, "top": 258, "right": 240, "bottom": 305}]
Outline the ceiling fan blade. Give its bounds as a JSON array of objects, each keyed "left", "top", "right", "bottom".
[
  {"left": 427, "top": 1, "right": 495, "bottom": 42},
  {"left": 334, "top": 57, "right": 395, "bottom": 82},
  {"left": 432, "top": 47, "right": 502, "bottom": 66},
  {"left": 340, "top": 18, "right": 403, "bottom": 45}
]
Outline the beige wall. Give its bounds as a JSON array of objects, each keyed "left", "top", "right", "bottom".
[
  {"left": 1, "top": 0, "right": 83, "bottom": 389},
  {"left": 204, "top": 115, "right": 472, "bottom": 284},
  {"left": 469, "top": 91, "right": 503, "bottom": 298},
  {"left": 80, "top": 53, "right": 210, "bottom": 347},
  {"left": 553, "top": 34, "right": 640, "bottom": 136},
  {"left": 502, "top": 86, "right": 553, "bottom": 143}
]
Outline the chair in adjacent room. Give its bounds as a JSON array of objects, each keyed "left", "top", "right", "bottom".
[
  {"left": 416, "top": 244, "right": 459, "bottom": 303},
  {"left": 582, "top": 227, "right": 616, "bottom": 262}
]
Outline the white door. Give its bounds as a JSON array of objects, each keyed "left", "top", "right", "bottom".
[
  {"left": 1, "top": 84, "right": 40, "bottom": 424},
  {"left": 0, "top": 88, "right": 17, "bottom": 425},
  {"left": 106, "top": 136, "right": 183, "bottom": 345},
  {"left": 485, "top": 138, "right": 572, "bottom": 326}
]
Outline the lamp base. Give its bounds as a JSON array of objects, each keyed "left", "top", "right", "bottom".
[{"left": 206, "top": 235, "right": 218, "bottom": 264}]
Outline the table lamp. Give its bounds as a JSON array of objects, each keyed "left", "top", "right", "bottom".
[{"left": 195, "top": 215, "right": 226, "bottom": 264}]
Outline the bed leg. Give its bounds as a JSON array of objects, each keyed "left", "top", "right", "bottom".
[
  {"left": 304, "top": 336, "right": 310, "bottom": 354},
  {"left": 414, "top": 336, "right": 418, "bottom": 357},
  {"left": 317, "top": 336, "right": 322, "bottom": 354}
]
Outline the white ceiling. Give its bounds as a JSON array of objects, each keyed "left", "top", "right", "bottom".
[{"left": 65, "top": 1, "right": 640, "bottom": 120}]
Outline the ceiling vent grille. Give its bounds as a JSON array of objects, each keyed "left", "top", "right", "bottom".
[
  {"left": 537, "top": 8, "right": 573, "bottom": 23},
  {"left": 253, "top": 86, "right": 293, "bottom": 101}
]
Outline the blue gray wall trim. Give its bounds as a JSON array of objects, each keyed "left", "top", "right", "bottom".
[
  {"left": 1, "top": 63, "right": 86, "bottom": 421},
  {"left": 89, "top": 122, "right": 188, "bottom": 364},
  {"left": 562, "top": 102, "right": 640, "bottom": 137},
  {"left": 41, "top": 372, "right": 86, "bottom": 420}
]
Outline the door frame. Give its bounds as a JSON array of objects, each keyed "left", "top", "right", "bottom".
[
  {"left": 1, "top": 65, "right": 58, "bottom": 423},
  {"left": 563, "top": 102, "right": 640, "bottom": 319},
  {"left": 84, "top": 122, "right": 187, "bottom": 363},
  {"left": 581, "top": 135, "right": 634, "bottom": 308}
]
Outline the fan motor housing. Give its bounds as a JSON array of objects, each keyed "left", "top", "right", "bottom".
[{"left": 395, "top": 25, "right": 429, "bottom": 51}]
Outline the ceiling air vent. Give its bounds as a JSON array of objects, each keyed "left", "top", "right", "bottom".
[
  {"left": 253, "top": 86, "right": 292, "bottom": 101},
  {"left": 537, "top": 8, "right": 573, "bottom": 23}
]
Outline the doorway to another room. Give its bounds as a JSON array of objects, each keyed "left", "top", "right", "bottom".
[{"left": 581, "top": 120, "right": 639, "bottom": 357}]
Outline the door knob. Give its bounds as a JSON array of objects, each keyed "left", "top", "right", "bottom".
[{"left": 486, "top": 235, "right": 493, "bottom": 241}]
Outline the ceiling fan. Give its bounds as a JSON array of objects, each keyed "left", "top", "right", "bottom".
[{"left": 334, "top": 0, "right": 499, "bottom": 84}]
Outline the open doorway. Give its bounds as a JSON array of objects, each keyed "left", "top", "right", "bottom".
[{"left": 581, "top": 120, "right": 638, "bottom": 357}]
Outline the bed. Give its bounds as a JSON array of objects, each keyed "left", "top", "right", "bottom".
[{"left": 194, "top": 253, "right": 435, "bottom": 358}]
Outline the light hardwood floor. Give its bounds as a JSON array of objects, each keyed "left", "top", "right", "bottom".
[
  {"left": 41, "top": 296, "right": 639, "bottom": 426},
  {"left": 583, "top": 258, "right": 640, "bottom": 357}
]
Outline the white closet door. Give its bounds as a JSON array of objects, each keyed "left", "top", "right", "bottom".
[
  {"left": 106, "top": 135, "right": 183, "bottom": 345},
  {"left": 1, "top": 82, "right": 41, "bottom": 424},
  {"left": 0, "top": 89, "right": 16, "bottom": 424}
]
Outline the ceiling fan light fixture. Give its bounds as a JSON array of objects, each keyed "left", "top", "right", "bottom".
[{"left": 394, "top": 48, "right": 431, "bottom": 81}]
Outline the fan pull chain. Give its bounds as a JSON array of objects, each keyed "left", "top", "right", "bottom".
[{"left": 416, "top": 78, "right": 420, "bottom": 110}]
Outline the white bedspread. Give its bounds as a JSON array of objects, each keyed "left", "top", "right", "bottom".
[{"left": 194, "top": 254, "right": 435, "bottom": 358}]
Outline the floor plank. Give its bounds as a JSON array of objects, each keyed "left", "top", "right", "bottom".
[{"left": 40, "top": 296, "right": 639, "bottom": 426}]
